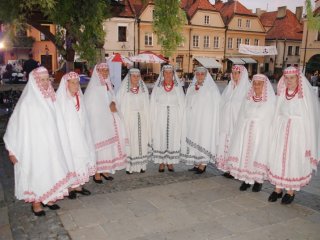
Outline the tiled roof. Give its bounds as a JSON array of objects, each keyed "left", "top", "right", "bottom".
[
  {"left": 214, "top": 0, "right": 255, "bottom": 24},
  {"left": 118, "top": 0, "right": 136, "bottom": 17},
  {"left": 261, "top": 9, "right": 303, "bottom": 41},
  {"left": 187, "top": 0, "right": 216, "bottom": 18}
]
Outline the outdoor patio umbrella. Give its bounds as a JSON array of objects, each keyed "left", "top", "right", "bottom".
[{"left": 129, "top": 51, "right": 166, "bottom": 74}]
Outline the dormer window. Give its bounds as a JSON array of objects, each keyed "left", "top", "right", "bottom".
[
  {"left": 238, "top": 19, "right": 242, "bottom": 28},
  {"left": 204, "top": 16, "right": 210, "bottom": 25}
]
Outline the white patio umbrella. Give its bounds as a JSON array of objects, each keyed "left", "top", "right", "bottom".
[{"left": 129, "top": 51, "right": 166, "bottom": 74}]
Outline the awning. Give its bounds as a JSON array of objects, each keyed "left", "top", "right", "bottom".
[
  {"left": 228, "top": 58, "right": 245, "bottom": 64},
  {"left": 194, "top": 57, "right": 222, "bottom": 68},
  {"left": 241, "top": 57, "right": 257, "bottom": 64}
]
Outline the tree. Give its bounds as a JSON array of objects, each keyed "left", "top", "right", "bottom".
[
  {"left": 153, "top": 0, "right": 185, "bottom": 57},
  {"left": 0, "top": 0, "right": 109, "bottom": 70},
  {"left": 306, "top": 0, "right": 320, "bottom": 31}
]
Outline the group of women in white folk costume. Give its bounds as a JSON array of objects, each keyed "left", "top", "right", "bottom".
[{"left": 4, "top": 62, "right": 319, "bottom": 217}]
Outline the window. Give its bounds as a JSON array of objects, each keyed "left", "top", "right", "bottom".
[
  {"left": 245, "top": 38, "right": 250, "bottom": 45},
  {"left": 193, "top": 35, "right": 199, "bottom": 47},
  {"left": 213, "top": 36, "right": 219, "bottom": 48},
  {"left": 236, "top": 38, "right": 242, "bottom": 49},
  {"left": 204, "top": 15, "right": 210, "bottom": 25},
  {"left": 288, "top": 46, "right": 293, "bottom": 56},
  {"left": 118, "top": 26, "right": 127, "bottom": 42},
  {"left": 246, "top": 19, "right": 251, "bottom": 28},
  {"left": 40, "top": 25, "right": 50, "bottom": 41},
  {"left": 203, "top": 35, "right": 210, "bottom": 48},
  {"left": 254, "top": 39, "right": 259, "bottom": 46},
  {"left": 317, "top": 31, "right": 320, "bottom": 41},
  {"left": 144, "top": 33, "right": 153, "bottom": 46},
  {"left": 176, "top": 55, "right": 183, "bottom": 70},
  {"left": 295, "top": 46, "right": 300, "bottom": 56},
  {"left": 238, "top": 19, "right": 242, "bottom": 28},
  {"left": 227, "top": 38, "right": 233, "bottom": 49}
]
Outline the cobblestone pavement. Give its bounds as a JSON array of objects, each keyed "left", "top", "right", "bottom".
[{"left": 1, "top": 145, "right": 320, "bottom": 239}]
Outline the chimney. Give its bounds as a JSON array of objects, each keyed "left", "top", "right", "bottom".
[
  {"left": 295, "top": 6, "right": 303, "bottom": 22},
  {"left": 256, "top": 8, "right": 266, "bottom": 17},
  {"left": 277, "top": 6, "right": 287, "bottom": 18}
]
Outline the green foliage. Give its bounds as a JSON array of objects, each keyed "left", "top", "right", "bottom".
[
  {"left": 0, "top": 0, "right": 109, "bottom": 66},
  {"left": 306, "top": 0, "right": 320, "bottom": 30},
  {"left": 153, "top": 0, "right": 185, "bottom": 57}
]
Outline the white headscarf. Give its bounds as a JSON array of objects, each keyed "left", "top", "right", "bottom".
[
  {"left": 4, "top": 67, "right": 75, "bottom": 203},
  {"left": 150, "top": 64, "right": 185, "bottom": 125},
  {"left": 276, "top": 67, "right": 320, "bottom": 170},
  {"left": 220, "top": 65, "right": 251, "bottom": 134},
  {"left": 56, "top": 72, "right": 96, "bottom": 183},
  {"left": 246, "top": 74, "right": 276, "bottom": 103}
]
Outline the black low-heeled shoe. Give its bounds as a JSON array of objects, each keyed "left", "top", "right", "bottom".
[
  {"left": 75, "top": 188, "right": 91, "bottom": 196},
  {"left": 93, "top": 175, "right": 103, "bottom": 184},
  {"left": 41, "top": 203, "right": 60, "bottom": 210},
  {"left": 140, "top": 169, "right": 145, "bottom": 173},
  {"left": 239, "top": 182, "right": 251, "bottom": 191},
  {"left": 281, "top": 193, "right": 295, "bottom": 205},
  {"left": 188, "top": 166, "right": 199, "bottom": 172},
  {"left": 68, "top": 190, "right": 77, "bottom": 199},
  {"left": 268, "top": 191, "right": 283, "bottom": 202},
  {"left": 223, "top": 172, "right": 234, "bottom": 179},
  {"left": 252, "top": 182, "right": 263, "bottom": 192},
  {"left": 195, "top": 166, "right": 206, "bottom": 174},
  {"left": 100, "top": 174, "right": 114, "bottom": 181},
  {"left": 31, "top": 206, "right": 46, "bottom": 217},
  {"left": 126, "top": 171, "right": 132, "bottom": 175}
]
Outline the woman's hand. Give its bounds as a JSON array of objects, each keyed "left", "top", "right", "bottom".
[
  {"left": 9, "top": 155, "right": 18, "bottom": 165},
  {"left": 109, "top": 102, "right": 117, "bottom": 112}
]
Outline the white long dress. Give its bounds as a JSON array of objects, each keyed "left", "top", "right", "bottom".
[
  {"left": 149, "top": 69, "right": 185, "bottom": 164},
  {"left": 3, "top": 67, "right": 75, "bottom": 204},
  {"left": 181, "top": 73, "right": 221, "bottom": 165},
  {"left": 56, "top": 72, "right": 96, "bottom": 186},
  {"left": 226, "top": 75, "right": 276, "bottom": 184},
  {"left": 117, "top": 72, "right": 150, "bottom": 173},
  {"left": 268, "top": 68, "right": 320, "bottom": 191},
  {"left": 216, "top": 65, "right": 250, "bottom": 171},
  {"left": 84, "top": 64, "right": 127, "bottom": 174}
]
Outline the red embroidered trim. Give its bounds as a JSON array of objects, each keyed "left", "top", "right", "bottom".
[
  {"left": 281, "top": 119, "right": 291, "bottom": 178},
  {"left": 95, "top": 136, "right": 118, "bottom": 150},
  {"left": 244, "top": 121, "right": 254, "bottom": 169},
  {"left": 23, "top": 172, "right": 77, "bottom": 203}
]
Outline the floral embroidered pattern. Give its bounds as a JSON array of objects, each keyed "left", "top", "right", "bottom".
[
  {"left": 185, "top": 138, "right": 214, "bottom": 160},
  {"left": 281, "top": 119, "right": 291, "bottom": 178},
  {"left": 95, "top": 136, "right": 118, "bottom": 150}
]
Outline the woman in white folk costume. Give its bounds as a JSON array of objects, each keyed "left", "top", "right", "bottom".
[
  {"left": 4, "top": 67, "right": 75, "bottom": 216},
  {"left": 56, "top": 72, "right": 96, "bottom": 198},
  {"left": 181, "top": 67, "right": 221, "bottom": 174},
  {"left": 216, "top": 65, "right": 250, "bottom": 178},
  {"left": 84, "top": 63, "right": 127, "bottom": 183},
  {"left": 150, "top": 65, "right": 185, "bottom": 172},
  {"left": 117, "top": 68, "right": 150, "bottom": 174},
  {"left": 225, "top": 74, "right": 276, "bottom": 192},
  {"left": 268, "top": 67, "right": 320, "bottom": 204}
]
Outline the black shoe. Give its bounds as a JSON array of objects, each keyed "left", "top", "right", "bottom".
[
  {"left": 75, "top": 188, "right": 91, "bottom": 196},
  {"left": 41, "top": 203, "right": 60, "bottom": 210},
  {"left": 100, "top": 174, "right": 114, "bottom": 181},
  {"left": 252, "top": 182, "right": 263, "bottom": 192},
  {"left": 268, "top": 191, "right": 283, "bottom": 202},
  {"left": 126, "top": 171, "right": 132, "bottom": 175},
  {"left": 223, "top": 172, "right": 234, "bottom": 179},
  {"left": 239, "top": 182, "right": 251, "bottom": 191},
  {"left": 68, "top": 190, "right": 77, "bottom": 199},
  {"left": 140, "top": 169, "right": 145, "bottom": 173},
  {"left": 195, "top": 166, "right": 206, "bottom": 174},
  {"left": 188, "top": 166, "right": 199, "bottom": 172},
  {"left": 281, "top": 193, "right": 295, "bottom": 205},
  {"left": 31, "top": 206, "right": 46, "bottom": 217},
  {"left": 93, "top": 175, "right": 103, "bottom": 184}
]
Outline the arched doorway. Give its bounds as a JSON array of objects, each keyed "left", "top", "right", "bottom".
[{"left": 306, "top": 54, "right": 320, "bottom": 74}]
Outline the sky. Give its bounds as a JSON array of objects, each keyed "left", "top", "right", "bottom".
[{"left": 209, "top": 0, "right": 314, "bottom": 13}]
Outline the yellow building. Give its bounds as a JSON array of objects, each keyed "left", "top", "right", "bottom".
[
  {"left": 215, "top": 0, "right": 266, "bottom": 76},
  {"left": 300, "top": 0, "right": 320, "bottom": 74}
]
